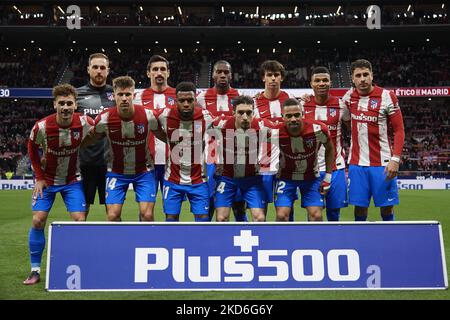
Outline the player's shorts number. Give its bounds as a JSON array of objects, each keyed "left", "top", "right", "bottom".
[
  {"left": 276, "top": 181, "right": 286, "bottom": 194},
  {"left": 106, "top": 177, "right": 117, "bottom": 190},
  {"left": 216, "top": 181, "right": 226, "bottom": 194},
  {"left": 163, "top": 186, "right": 170, "bottom": 200}
]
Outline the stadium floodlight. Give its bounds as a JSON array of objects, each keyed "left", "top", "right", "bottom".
[
  {"left": 13, "top": 5, "right": 22, "bottom": 14},
  {"left": 426, "top": 38, "right": 430, "bottom": 42},
  {"left": 294, "top": 6, "right": 298, "bottom": 14},
  {"left": 288, "top": 13, "right": 292, "bottom": 18},
  {"left": 336, "top": 6, "right": 341, "bottom": 14},
  {"left": 57, "top": 6, "right": 64, "bottom": 14},
  {"left": 256, "top": 6, "right": 259, "bottom": 16},
  {"left": 407, "top": 5, "right": 411, "bottom": 12},
  {"left": 273, "top": 48, "right": 276, "bottom": 53},
  {"left": 237, "top": 40, "right": 241, "bottom": 44},
  {"left": 391, "top": 39, "right": 395, "bottom": 43},
  {"left": 114, "top": 40, "right": 117, "bottom": 44},
  {"left": 354, "top": 15, "right": 358, "bottom": 19},
  {"left": 196, "top": 41, "right": 200, "bottom": 44},
  {"left": 289, "top": 48, "right": 292, "bottom": 53},
  {"left": 155, "top": 40, "right": 159, "bottom": 44},
  {"left": 38, "top": 47, "right": 42, "bottom": 51},
  {"left": 211, "top": 48, "right": 214, "bottom": 52},
  {"left": 30, "top": 40, "right": 34, "bottom": 43},
  {"left": 278, "top": 40, "right": 282, "bottom": 44},
  {"left": 306, "top": 16, "right": 309, "bottom": 20},
  {"left": 72, "top": 40, "right": 76, "bottom": 44},
  {"left": 442, "top": 4, "right": 445, "bottom": 9},
  {"left": 317, "top": 40, "right": 321, "bottom": 44},
  {"left": 242, "top": 48, "right": 245, "bottom": 52},
  {"left": 179, "top": 48, "right": 183, "bottom": 53},
  {"left": 221, "top": 6, "right": 224, "bottom": 13},
  {"left": 101, "top": 48, "right": 105, "bottom": 52},
  {"left": 257, "top": 48, "right": 260, "bottom": 53},
  {"left": 117, "top": 48, "right": 121, "bottom": 53},
  {"left": 96, "top": 6, "right": 100, "bottom": 12},
  {"left": 354, "top": 40, "right": 358, "bottom": 43},
  {"left": 164, "top": 48, "right": 167, "bottom": 53},
  {"left": 177, "top": 6, "right": 182, "bottom": 16}
]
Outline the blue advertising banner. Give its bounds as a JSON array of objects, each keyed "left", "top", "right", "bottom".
[{"left": 46, "top": 222, "right": 447, "bottom": 291}]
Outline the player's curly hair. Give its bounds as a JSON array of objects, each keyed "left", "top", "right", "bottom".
[
  {"left": 113, "top": 76, "right": 135, "bottom": 91},
  {"left": 52, "top": 83, "right": 78, "bottom": 99},
  {"left": 176, "top": 81, "right": 196, "bottom": 94}
]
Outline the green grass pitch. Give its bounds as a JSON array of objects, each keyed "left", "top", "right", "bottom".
[{"left": 0, "top": 190, "right": 449, "bottom": 300}]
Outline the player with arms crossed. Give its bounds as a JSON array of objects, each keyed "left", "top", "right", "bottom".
[
  {"left": 24, "top": 84, "right": 93, "bottom": 285},
  {"left": 254, "top": 60, "right": 296, "bottom": 219},
  {"left": 86, "top": 76, "right": 162, "bottom": 222},
  {"left": 134, "top": 55, "right": 176, "bottom": 197},
  {"left": 342, "top": 59, "right": 405, "bottom": 221},
  {"left": 77, "top": 53, "right": 115, "bottom": 219},
  {"left": 212, "top": 95, "right": 272, "bottom": 222},
  {"left": 156, "top": 82, "right": 214, "bottom": 222},
  {"left": 197, "top": 60, "right": 247, "bottom": 221},
  {"left": 302, "top": 66, "right": 349, "bottom": 221},
  {"left": 274, "top": 98, "right": 335, "bottom": 222}
]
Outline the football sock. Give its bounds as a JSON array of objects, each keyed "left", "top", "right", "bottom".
[
  {"left": 327, "top": 209, "right": 340, "bottom": 221},
  {"left": 194, "top": 216, "right": 210, "bottom": 222},
  {"left": 29, "top": 227, "right": 45, "bottom": 271},
  {"left": 166, "top": 216, "right": 178, "bottom": 222},
  {"left": 382, "top": 212, "right": 395, "bottom": 221},
  {"left": 288, "top": 206, "right": 295, "bottom": 221}
]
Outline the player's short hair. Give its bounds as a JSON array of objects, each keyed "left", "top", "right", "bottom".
[
  {"left": 232, "top": 95, "right": 254, "bottom": 111},
  {"left": 213, "top": 60, "right": 232, "bottom": 72},
  {"left": 52, "top": 83, "right": 78, "bottom": 99},
  {"left": 259, "top": 60, "right": 285, "bottom": 79},
  {"left": 88, "top": 53, "right": 109, "bottom": 66},
  {"left": 351, "top": 59, "right": 372, "bottom": 74},
  {"left": 176, "top": 81, "right": 196, "bottom": 94},
  {"left": 112, "top": 76, "right": 135, "bottom": 91},
  {"left": 282, "top": 98, "right": 301, "bottom": 109},
  {"left": 147, "top": 55, "right": 169, "bottom": 71},
  {"left": 311, "top": 66, "right": 330, "bottom": 76}
]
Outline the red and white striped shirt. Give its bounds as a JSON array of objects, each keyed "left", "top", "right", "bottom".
[
  {"left": 342, "top": 86, "right": 405, "bottom": 167},
  {"left": 302, "top": 96, "right": 347, "bottom": 171},
  {"left": 94, "top": 105, "right": 159, "bottom": 175},
  {"left": 197, "top": 87, "right": 240, "bottom": 164},
  {"left": 134, "top": 87, "right": 176, "bottom": 165},
  {"left": 156, "top": 106, "right": 214, "bottom": 185},
  {"left": 254, "top": 90, "right": 294, "bottom": 173},
  {"left": 276, "top": 119, "right": 331, "bottom": 181},
  {"left": 28, "top": 113, "right": 93, "bottom": 185},
  {"left": 254, "top": 90, "right": 294, "bottom": 123},
  {"left": 212, "top": 116, "right": 273, "bottom": 178}
]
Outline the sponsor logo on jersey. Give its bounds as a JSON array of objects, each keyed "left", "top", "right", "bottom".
[{"left": 351, "top": 113, "right": 378, "bottom": 123}]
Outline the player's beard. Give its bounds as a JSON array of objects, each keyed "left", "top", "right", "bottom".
[{"left": 92, "top": 75, "right": 106, "bottom": 86}]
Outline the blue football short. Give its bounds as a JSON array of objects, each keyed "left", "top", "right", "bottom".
[
  {"left": 274, "top": 177, "right": 323, "bottom": 208},
  {"left": 105, "top": 171, "right": 156, "bottom": 205},
  {"left": 348, "top": 165, "right": 399, "bottom": 207},
  {"left": 320, "top": 169, "right": 348, "bottom": 209},
  {"left": 31, "top": 181, "right": 86, "bottom": 213},
  {"left": 162, "top": 180, "right": 210, "bottom": 215},
  {"left": 215, "top": 175, "right": 266, "bottom": 209}
]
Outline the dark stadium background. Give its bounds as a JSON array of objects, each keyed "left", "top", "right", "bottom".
[{"left": 0, "top": 0, "right": 449, "bottom": 302}]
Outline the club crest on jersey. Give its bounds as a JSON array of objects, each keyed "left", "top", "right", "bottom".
[
  {"left": 107, "top": 92, "right": 114, "bottom": 101},
  {"left": 168, "top": 97, "right": 175, "bottom": 106},
  {"left": 329, "top": 108, "right": 337, "bottom": 117},
  {"left": 305, "top": 138, "right": 314, "bottom": 148},
  {"left": 136, "top": 124, "right": 145, "bottom": 134},
  {"left": 370, "top": 99, "right": 379, "bottom": 109},
  {"left": 73, "top": 131, "right": 80, "bottom": 140}
]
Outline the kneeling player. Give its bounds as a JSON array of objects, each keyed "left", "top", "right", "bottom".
[
  {"left": 274, "top": 99, "right": 334, "bottom": 221},
  {"left": 24, "top": 84, "right": 93, "bottom": 285},
  {"left": 212, "top": 95, "right": 270, "bottom": 222}
]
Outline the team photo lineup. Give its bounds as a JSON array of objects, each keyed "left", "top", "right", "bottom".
[{"left": 23, "top": 52, "right": 405, "bottom": 285}]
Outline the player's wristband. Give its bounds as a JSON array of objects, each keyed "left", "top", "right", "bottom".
[
  {"left": 323, "top": 173, "right": 332, "bottom": 183},
  {"left": 390, "top": 156, "right": 400, "bottom": 163}
]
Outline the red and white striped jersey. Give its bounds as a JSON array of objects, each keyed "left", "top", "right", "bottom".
[
  {"left": 94, "top": 105, "right": 159, "bottom": 175},
  {"left": 156, "top": 106, "right": 214, "bottom": 185},
  {"left": 134, "top": 87, "right": 176, "bottom": 165},
  {"left": 254, "top": 90, "right": 293, "bottom": 173},
  {"left": 341, "top": 86, "right": 405, "bottom": 167},
  {"left": 276, "top": 119, "right": 331, "bottom": 181},
  {"left": 302, "top": 95, "right": 347, "bottom": 171},
  {"left": 254, "top": 90, "right": 294, "bottom": 123},
  {"left": 212, "top": 116, "right": 273, "bottom": 178},
  {"left": 28, "top": 113, "right": 93, "bottom": 185},
  {"left": 197, "top": 87, "right": 241, "bottom": 164}
]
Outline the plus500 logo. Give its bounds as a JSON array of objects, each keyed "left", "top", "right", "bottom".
[{"left": 134, "top": 248, "right": 361, "bottom": 283}]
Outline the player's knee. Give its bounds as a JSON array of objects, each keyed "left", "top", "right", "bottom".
[
  {"left": 140, "top": 212, "right": 154, "bottom": 221},
  {"left": 252, "top": 209, "right": 266, "bottom": 222},
  {"left": 106, "top": 210, "right": 121, "bottom": 221},
  {"left": 308, "top": 208, "right": 323, "bottom": 221},
  {"left": 380, "top": 206, "right": 394, "bottom": 216},
  {"left": 355, "top": 206, "right": 368, "bottom": 217},
  {"left": 216, "top": 214, "right": 229, "bottom": 222},
  {"left": 31, "top": 216, "right": 46, "bottom": 229}
]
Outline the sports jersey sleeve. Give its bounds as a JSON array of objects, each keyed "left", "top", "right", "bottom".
[
  {"left": 28, "top": 123, "right": 45, "bottom": 181},
  {"left": 386, "top": 91, "right": 405, "bottom": 157}
]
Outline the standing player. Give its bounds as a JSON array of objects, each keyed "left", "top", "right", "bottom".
[
  {"left": 342, "top": 59, "right": 405, "bottom": 221},
  {"left": 134, "top": 55, "right": 176, "bottom": 197},
  {"left": 212, "top": 95, "right": 271, "bottom": 222},
  {"left": 197, "top": 60, "right": 247, "bottom": 222},
  {"left": 24, "top": 84, "right": 93, "bottom": 285},
  {"left": 254, "top": 60, "right": 296, "bottom": 219},
  {"left": 302, "top": 66, "right": 348, "bottom": 221},
  {"left": 77, "top": 53, "right": 115, "bottom": 219},
  {"left": 156, "top": 82, "right": 213, "bottom": 222},
  {"left": 86, "top": 76, "right": 161, "bottom": 222},
  {"left": 274, "top": 98, "right": 335, "bottom": 221}
]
